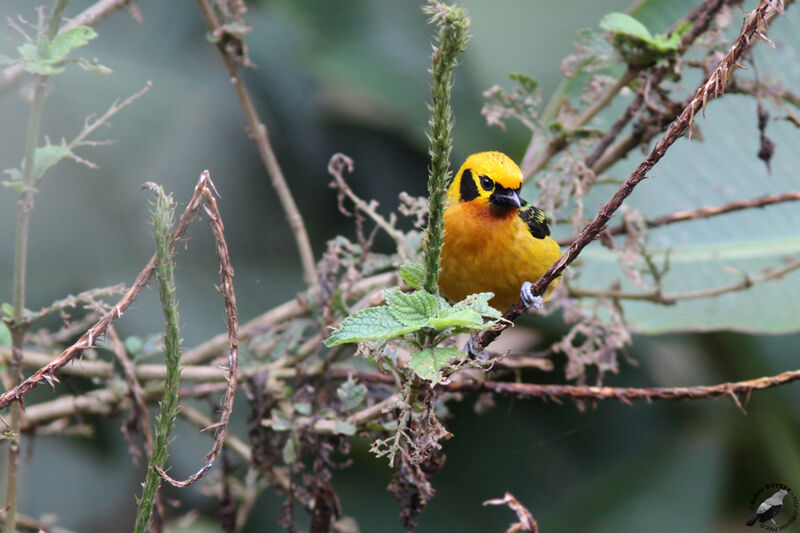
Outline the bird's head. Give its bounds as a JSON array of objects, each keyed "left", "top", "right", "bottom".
[{"left": 448, "top": 151, "right": 523, "bottom": 217}]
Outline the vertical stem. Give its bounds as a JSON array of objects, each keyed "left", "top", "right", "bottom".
[
  {"left": 5, "top": 73, "right": 47, "bottom": 533},
  {"left": 422, "top": 2, "right": 470, "bottom": 296},
  {"left": 133, "top": 189, "right": 183, "bottom": 533}
]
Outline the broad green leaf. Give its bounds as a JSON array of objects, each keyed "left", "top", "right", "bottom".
[
  {"left": 17, "top": 43, "right": 37, "bottom": 60},
  {"left": 1, "top": 303, "right": 13, "bottom": 317},
  {"left": 324, "top": 305, "right": 421, "bottom": 346},
  {"left": 408, "top": 347, "right": 463, "bottom": 384},
  {"left": 600, "top": 13, "right": 655, "bottom": 45},
  {"left": 336, "top": 376, "right": 367, "bottom": 410},
  {"left": 385, "top": 290, "right": 439, "bottom": 327},
  {"left": 400, "top": 263, "right": 425, "bottom": 290},
  {"left": 32, "top": 145, "right": 74, "bottom": 183},
  {"left": 48, "top": 27, "right": 98, "bottom": 62},
  {"left": 428, "top": 308, "right": 483, "bottom": 330}
]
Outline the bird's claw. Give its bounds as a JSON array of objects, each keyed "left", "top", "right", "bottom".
[
  {"left": 464, "top": 337, "right": 489, "bottom": 361},
  {"left": 520, "top": 281, "right": 544, "bottom": 310}
]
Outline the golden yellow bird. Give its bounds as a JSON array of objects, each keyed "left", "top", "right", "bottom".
[{"left": 438, "top": 151, "right": 561, "bottom": 311}]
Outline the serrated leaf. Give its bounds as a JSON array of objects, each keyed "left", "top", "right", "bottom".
[
  {"left": 408, "top": 347, "right": 464, "bottom": 384},
  {"left": 336, "top": 376, "right": 367, "bottom": 411},
  {"left": 17, "top": 43, "right": 37, "bottom": 59},
  {"left": 48, "top": 27, "right": 97, "bottom": 62},
  {"left": 324, "top": 305, "right": 421, "bottom": 346},
  {"left": 282, "top": 436, "right": 297, "bottom": 464},
  {"left": 452, "top": 292, "right": 502, "bottom": 319},
  {"left": 428, "top": 308, "right": 483, "bottom": 330},
  {"left": 32, "top": 145, "right": 74, "bottom": 183},
  {"left": 332, "top": 420, "right": 357, "bottom": 436},
  {"left": 385, "top": 290, "right": 439, "bottom": 327},
  {"left": 400, "top": 263, "right": 425, "bottom": 290}
]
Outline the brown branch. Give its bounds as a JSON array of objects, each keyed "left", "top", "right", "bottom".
[
  {"left": 484, "top": 492, "right": 538, "bottom": 533},
  {"left": 557, "top": 191, "right": 800, "bottom": 246},
  {"left": 155, "top": 171, "right": 240, "bottom": 488},
  {"left": 443, "top": 367, "right": 800, "bottom": 405},
  {"left": 476, "top": 0, "right": 785, "bottom": 352},
  {"left": 194, "top": 0, "right": 319, "bottom": 294},
  {"left": 0, "top": 173, "right": 219, "bottom": 410},
  {"left": 0, "top": 0, "right": 134, "bottom": 96}
]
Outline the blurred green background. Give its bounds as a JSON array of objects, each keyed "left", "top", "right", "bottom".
[{"left": 1, "top": 0, "right": 799, "bottom": 531}]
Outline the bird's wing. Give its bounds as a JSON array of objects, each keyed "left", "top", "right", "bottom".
[
  {"left": 757, "top": 502, "right": 772, "bottom": 514},
  {"left": 518, "top": 200, "right": 551, "bottom": 239}
]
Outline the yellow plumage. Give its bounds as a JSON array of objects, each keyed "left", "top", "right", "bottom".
[{"left": 438, "top": 151, "right": 561, "bottom": 311}]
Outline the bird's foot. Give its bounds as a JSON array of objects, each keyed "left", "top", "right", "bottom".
[
  {"left": 520, "top": 281, "right": 544, "bottom": 310},
  {"left": 464, "top": 336, "right": 490, "bottom": 361}
]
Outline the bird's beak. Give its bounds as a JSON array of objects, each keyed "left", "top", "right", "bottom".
[{"left": 490, "top": 187, "right": 521, "bottom": 210}]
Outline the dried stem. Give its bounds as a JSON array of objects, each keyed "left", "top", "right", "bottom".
[
  {"left": 194, "top": 0, "right": 319, "bottom": 294},
  {"left": 155, "top": 171, "right": 240, "bottom": 489},
  {"left": 477, "top": 0, "right": 785, "bottom": 351}
]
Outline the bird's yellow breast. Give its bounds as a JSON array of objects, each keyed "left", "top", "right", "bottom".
[{"left": 439, "top": 200, "right": 561, "bottom": 311}]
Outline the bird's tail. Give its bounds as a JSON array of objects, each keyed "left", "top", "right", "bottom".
[{"left": 746, "top": 514, "right": 758, "bottom": 526}]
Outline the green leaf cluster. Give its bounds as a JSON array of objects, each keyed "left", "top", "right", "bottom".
[
  {"left": 325, "top": 264, "right": 500, "bottom": 384},
  {"left": 599, "top": 13, "right": 689, "bottom": 67},
  {"left": 14, "top": 26, "right": 109, "bottom": 76}
]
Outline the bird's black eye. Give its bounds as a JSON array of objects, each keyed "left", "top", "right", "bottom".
[{"left": 479, "top": 175, "right": 493, "bottom": 191}]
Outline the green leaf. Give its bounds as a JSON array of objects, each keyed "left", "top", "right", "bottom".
[
  {"left": 407, "top": 347, "right": 463, "bottom": 384},
  {"left": 282, "top": 436, "right": 297, "bottom": 464},
  {"left": 1, "top": 303, "right": 13, "bottom": 317},
  {"left": 452, "top": 292, "right": 502, "bottom": 319},
  {"left": 22, "top": 62, "right": 65, "bottom": 75},
  {"left": 48, "top": 27, "right": 98, "bottom": 62},
  {"left": 336, "top": 376, "right": 367, "bottom": 411},
  {"left": 385, "top": 290, "right": 438, "bottom": 327},
  {"left": 125, "top": 335, "right": 144, "bottom": 355},
  {"left": 428, "top": 308, "right": 483, "bottom": 330},
  {"left": 294, "top": 402, "right": 312, "bottom": 416},
  {"left": 17, "top": 43, "right": 37, "bottom": 60},
  {"left": 0, "top": 323, "right": 10, "bottom": 347},
  {"left": 400, "top": 263, "right": 425, "bottom": 290},
  {"left": 324, "top": 305, "right": 421, "bottom": 346},
  {"left": 271, "top": 410, "right": 293, "bottom": 431},
  {"left": 32, "top": 145, "right": 74, "bottom": 183},
  {"left": 600, "top": 13, "right": 655, "bottom": 44},
  {"left": 332, "top": 420, "right": 357, "bottom": 436}
]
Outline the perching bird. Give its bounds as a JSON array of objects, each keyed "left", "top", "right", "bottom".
[
  {"left": 438, "top": 151, "right": 561, "bottom": 312},
  {"left": 747, "top": 489, "right": 788, "bottom": 526}
]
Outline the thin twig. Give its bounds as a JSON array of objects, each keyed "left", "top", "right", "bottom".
[
  {"left": 483, "top": 492, "right": 538, "bottom": 533},
  {"left": 327, "top": 153, "right": 413, "bottom": 259},
  {"left": 477, "top": 0, "right": 786, "bottom": 351},
  {"left": 194, "top": 0, "right": 319, "bottom": 295},
  {"left": 569, "top": 255, "right": 800, "bottom": 304},
  {"left": 557, "top": 192, "right": 800, "bottom": 246},
  {"left": 156, "top": 170, "right": 240, "bottom": 488}
]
